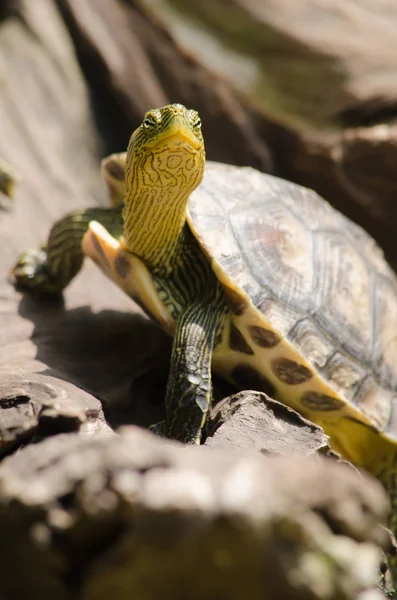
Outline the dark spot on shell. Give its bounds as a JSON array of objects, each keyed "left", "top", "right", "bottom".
[
  {"left": 223, "top": 285, "right": 248, "bottom": 316},
  {"left": 91, "top": 234, "right": 110, "bottom": 269},
  {"left": 301, "top": 391, "right": 345, "bottom": 411},
  {"left": 115, "top": 254, "right": 131, "bottom": 279},
  {"left": 249, "top": 325, "right": 280, "bottom": 348},
  {"left": 232, "top": 364, "right": 275, "bottom": 397},
  {"left": 229, "top": 323, "right": 254, "bottom": 355},
  {"left": 272, "top": 357, "right": 313, "bottom": 385},
  {"left": 106, "top": 158, "right": 125, "bottom": 182}
]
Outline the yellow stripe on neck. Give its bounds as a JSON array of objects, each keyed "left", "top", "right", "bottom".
[{"left": 122, "top": 104, "right": 205, "bottom": 272}]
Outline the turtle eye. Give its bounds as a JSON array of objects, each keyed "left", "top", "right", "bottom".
[
  {"left": 188, "top": 110, "right": 201, "bottom": 131},
  {"left": 143, "top": 114, "right": 158, "bottom": 129},
  {"left": 193, "top": 116, "right": 202, "bottom": 130}
]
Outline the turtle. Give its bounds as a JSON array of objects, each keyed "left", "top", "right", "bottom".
[{"left": 12, "top": 104, "right": 397, "bottom": 556}]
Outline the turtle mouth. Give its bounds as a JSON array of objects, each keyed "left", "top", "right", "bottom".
[{"left": 148, "top": 130, "right": 202, "bottom": 152}]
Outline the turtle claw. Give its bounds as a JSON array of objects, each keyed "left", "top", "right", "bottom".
[{"left": 10, "top": 249, "right": 61, "bottom": 296}]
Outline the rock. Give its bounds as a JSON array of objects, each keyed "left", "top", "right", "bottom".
[
  {"left": 205, "top": 390, "right": 333, "bottom": 456},
  {"left": 0, "top": 426, "right": 389, "bottom": 600},
  {"left": 0, "top": 369, "right": 113, "bottom": 456}
]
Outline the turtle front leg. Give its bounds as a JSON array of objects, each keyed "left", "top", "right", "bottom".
[
  {"left": 82, "top": 220, "right": 225, "bottom": 444},
  {"left": 11, "top": 207, "right": 123, "bottom": 295},
  {"left": 159, "top": 293, "right": 225, "bottom": 444}
]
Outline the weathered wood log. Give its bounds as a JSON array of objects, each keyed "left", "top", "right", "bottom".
[
  {"left": 0, "top": 427, "right": 389, "bottom": 600},
  {"left": 206, "top": 390, "right": 333, "bottom": 456},
  {"left": 0, "top": 369, "right": 113, "bottom": 456}
]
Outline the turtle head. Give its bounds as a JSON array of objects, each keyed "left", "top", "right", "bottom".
[
  {"left": 122, "top": 104, "right": 206, "bottom": 270},
  {"left": 133, "top": 104, "right": 203, "bottom": 151},
  {"left": 126, "top": 103, "right": 205, "bottom": 188}
]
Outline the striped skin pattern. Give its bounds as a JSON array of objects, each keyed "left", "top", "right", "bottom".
[
  {"left": 12, "top": 207, "right": 124, "bottom": 294},
  {"left": 150, "top": 228, "right": 226, "bottom": 442},
  {"left": 11, "top": 151, "right": 127, "bottom": 295},
  {"left": 122, "top": 104, "right": 205, "bottom": 274}
]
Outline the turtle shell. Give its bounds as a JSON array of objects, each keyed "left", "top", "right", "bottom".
[{"left": 188, "top": 162, "right": 397, "bottom": 466}]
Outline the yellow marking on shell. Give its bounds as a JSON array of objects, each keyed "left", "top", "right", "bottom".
[
  {"left": 318, "top": 412, "right": 397, "bottom": 480},
  {"left": 82, "top": 221, "right": 175, "bottom": 335},
  {"left": 222, "top": 283, "right": 248, "bottom": 315}
]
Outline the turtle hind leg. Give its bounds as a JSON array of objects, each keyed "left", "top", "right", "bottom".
[{"left": 11, "top": 206, "right": 123, "bottom": 295}]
